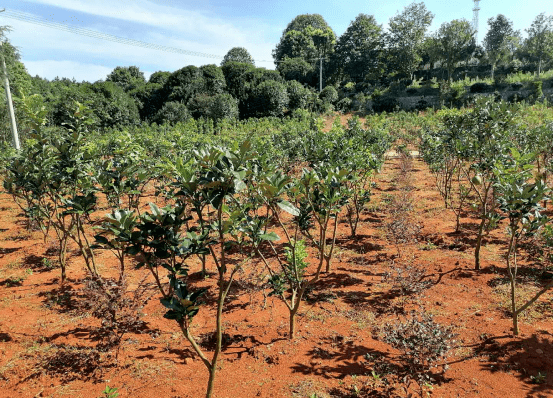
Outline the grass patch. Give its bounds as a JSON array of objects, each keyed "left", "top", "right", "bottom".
[
  {"left": 290, "top": 379, "right": 331, "bottom": 398},
  {"left": 493, "top": 282, "right": 553, "bottom": 322}
]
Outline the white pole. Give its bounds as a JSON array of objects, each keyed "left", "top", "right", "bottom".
[
  {"left": 1, "top": 42, "right": 20, "bottom": 150},
  {"left": 0, "top": 10, "right": 20, "bottom": 150}
]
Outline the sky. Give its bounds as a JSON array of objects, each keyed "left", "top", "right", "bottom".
[{"left": 0, "top": 0, "right": 549, "bottom": 82}]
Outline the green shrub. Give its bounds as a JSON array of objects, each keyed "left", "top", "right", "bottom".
[
  {"left": 470, "top": 82, "right": 493, "bottom": 93},
  {"left": 531, "top": 80, "right": 544, "bottom": 102},
  {"left": 507, "top": 92, "right": 527, "bottom": 103},
  {"left": 208, "top": 93, "right": 239, "bottom": 122},
  {"left": 286, "top": 80, "right": 312, "bottom": 111},
  {"left": 319, "top": 86, "right": 338, "bottom": 105},
  {"left": 336, "top": 97, "right": 352, "bottom": 113},
  {"left": 418, "top": 86, "right": 438, "bottom": 96},
  {"left": 152, "top": 101, "right": 191, "bottom": 124},
  {"left": 372, "top": 97, "right": 400, "bottom": 113},
  {"left": 250, "top": 80, "right": 289, "bottom": 117},
  {"left": 352, "top": 93, "right": 368, "bottom": 111},
  {"left": 415, "top": 98, "right": 431, "bottom": 111},
  {"left": 277, "top": 57, "right": 315, "bottom": 86},
  {"left": 343, "top": 81, "right": 356, "bottom": 93}
]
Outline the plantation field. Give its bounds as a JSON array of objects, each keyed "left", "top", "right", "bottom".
[
  {"left": 0, "top": 150, "right": 552, "bottom": 397},
  {"left": 0, "top": 101, "right": 553, "bottom": 397}
]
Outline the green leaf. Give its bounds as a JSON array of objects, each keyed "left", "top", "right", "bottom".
[
  {"left": 277, "top": 200, "right": 300, "bottom": 216},
  {"left": 127, "top": 245, "right": 141, "bottom": 255},
  {"left": 94, "top": 235, "right": 109, "bottom": 245},
  {"left": 259, "top": 232, "right": 280, "bottom": 241}
]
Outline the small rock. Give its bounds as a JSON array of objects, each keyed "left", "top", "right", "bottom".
[
  {"left": 184, "top": 357, "right": 194, "bottom": 365},
  {"left": 536, "top": 349, "right": 544, "bottom": 355}
]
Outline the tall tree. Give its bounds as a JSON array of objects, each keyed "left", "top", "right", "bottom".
[
  {"left": 273, "top": 14, "right": 336, "bottom": 63},
  {"left": 333, "top": 14, "right": 384, "bottom": 83},
  {"left": 436, "top": 19, "right": 475, "bottom": 81},
  {"left": 420, "top": 35, "right": 441, "bottom": 70},
  {"left": 483, "top": 15, "right": 519, "bottom": 79},
  {"left": 387, "top": 2, "right": 434, "bottom": 79},
  {"left": 525, "top": 13, "right": 553, "bottom": 75},
  {"left": 0, "top": 33, "right": 32, "bottom": 97},
  {"left": 106, "top": 66, "right": 146, "bottom": 92},
  {"left": 273, "top": 14, "right": 336, "bottom": 88},
  {"left": 221, "top": 47, "right": 255, "bottom": 66}
]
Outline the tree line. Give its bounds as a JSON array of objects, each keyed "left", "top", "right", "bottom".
[{"left": 0, "top": 1, "right": 552, "bottom": 138}]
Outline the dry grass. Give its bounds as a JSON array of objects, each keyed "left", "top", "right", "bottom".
[
  {"left": 493, "top": 282, "right": 553, "bottom": 323},
  {"left": 289, "top": 378, "right": 331, "bottom": 398}
]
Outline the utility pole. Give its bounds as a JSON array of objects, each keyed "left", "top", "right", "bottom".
[{"left": 0, "top": 9, "right": 19, "bottom": 150}]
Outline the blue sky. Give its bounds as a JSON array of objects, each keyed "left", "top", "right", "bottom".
[{"left": 0, "top": 0, "right": 548, "bottom": 82}]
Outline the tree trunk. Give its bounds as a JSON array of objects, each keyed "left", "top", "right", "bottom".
[
  {"left": 205, "top": 272, "right": 225, "bottom": 398},
  {"left": 59, "top": 238, "right": 67, "bottom": 285},
  {"left": 289, "top": 310, "right": 297, "bottom": 340},
  {"left": 507, "top": 233, "right": 519, "bottom": 335},
  {"left": 510, "top": 274, "right": 519, "bottom": 335},
  {"left": 206, "top": 365, "right": 217, "bottom": 398},
  {"left": 474, "top": 216, "right": 486, "bottom": 270}
]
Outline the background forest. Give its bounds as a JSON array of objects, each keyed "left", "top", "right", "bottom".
[{"left": 1, "top": 2, "right": 553, "bottom": 144}]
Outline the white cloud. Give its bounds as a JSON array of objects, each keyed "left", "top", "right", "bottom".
[
  {"left": 21, "top": 0, "right": 270, "bottom": 43},
  {"left": 4, "top": 4, "right": 276, "bottom": 81},
  {"left": 24, "top": 60, "right": 113, "bottom": 81}
]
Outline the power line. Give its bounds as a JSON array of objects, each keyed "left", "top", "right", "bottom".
[
  {"left": 0, "top": 9, "right": 328, "bottom": 66},
  {"left": 2, "top": 9, "right": 226, "bottom": 60}
]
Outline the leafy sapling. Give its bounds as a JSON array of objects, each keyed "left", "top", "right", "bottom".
[
  {"left": 298, "top": 164, "right": 351, "bottom": 273},
  {"left": 494, "top": 149, "right": 551, "bottom": 335}
]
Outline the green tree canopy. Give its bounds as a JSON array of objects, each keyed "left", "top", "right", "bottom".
[
  {"left": 276, "top": 57, "right": 315, "bottom": 85},
  {"left": 523, "top": 12, "right": 553, "bottom": 75},
  {"left": 420, "top": 36, "right": 441, "bottom": 70},
  {"left": 221, "top": 47, "right": 255, "bottom": 66},
  {"left": 483, "top": 14, "right": 520, "bottom": 78},
  {"left": 333, "top": 14, "right": 384, "bottom": 82},
  {"left": 51, "top": 81, "right": 139, "bottom": 129},
  {"left": 436, "top": 19, "right": 475, "bottom": 81},
  {"left": 0, "top": 32, "right": 33, "bottom": 97},
  {"left": 199, "top": 64, "right": 226, "bottom": 94},
  {"left": 148, "top": 71, "right": 171, "bottom": 85},
  {"left": 221, "top": 61, "right": 257, "bottom": 102},
  {"left": 273, "top": 14, "right": 336, "bottom": 70},
  {"left": 386, "top": 2, "right": 434, "bottom": 79},
  {"left": 106, "top": 66, "right": 146, "bottom": 92}
]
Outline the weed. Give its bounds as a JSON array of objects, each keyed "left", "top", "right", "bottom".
[
  {"left": 99, "top": 386, "right": 119, "bottom": 398},
  {"left": 419, "top": 241, "right": 438, "bottom": 251},
  {"left": 127, "top": 358, "right": 175, "bottom": 380},
  {"left": 81, "top": 275, "right": 153, "bottom": 354},
  {"left": 290, "top": 379, "right": 330, "bottom": 398},
  {"left": 493, "top": 282, "right": 551, "bottom": 322},
  {"left": 41, "top": 257, "right": 57, "bottom": 270},
  {"left": 382, "top": 261, "right": 432, "bottom": 296},
  {"left": 384, "top": 195, "right": 421, "bottom": 258},
  {"left": 5, "top": 260, "right": 22, "bottom": 270},
  {"left": 3, "top": 276, "right": 25, "bottom": 287},
  {"left": 380, "top": 313, "right": 455, "bottom": 396},
  {"left": 530, "top": 371, "right": 547, "bottom": 384}
]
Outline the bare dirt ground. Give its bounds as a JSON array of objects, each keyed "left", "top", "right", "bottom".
[{"left": 0, "top": 153, "right": 552, "bottom": 398}]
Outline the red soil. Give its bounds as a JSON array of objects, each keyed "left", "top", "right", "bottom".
[{"left": 0, "top": 155, "right": 552, "bottom": 398}]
